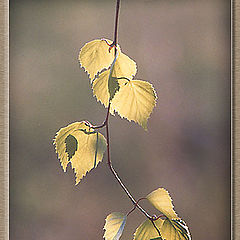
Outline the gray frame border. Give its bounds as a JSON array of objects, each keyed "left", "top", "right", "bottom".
[
  {"left": 233, "top": 0, "right": 240, "bottom": 239},
  {"left": 0, "top": 0, "right": 9, "bottom": 239},
  {"left": 0, "top": 0, "right": 237, "bottom": 239}
]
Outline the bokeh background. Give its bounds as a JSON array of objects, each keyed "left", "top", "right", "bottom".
[{"left": 10, "top": 0, "right": 230, "bottom": 239}]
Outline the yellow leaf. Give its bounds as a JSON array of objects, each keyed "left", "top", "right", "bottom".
[
  {"left": 70, "top": 129, "right": 107, "bottom": 185},
  {"left": 92, "top": 51, "right": 137, "bottom": 106},
  {"left": 53, "top": 121, "right": 107, "bottom": 185},
  {"left": 103, "top": 212, "right": 127, "bottom": 240},
  {"left": 54, "top": 122, "right": 88, "bottom": 172},
  {"left": 111, "top": 79, "right": 157, "bottom": 130},
  {"left": 146, "top": 188, "right": 178, "bottom": 219},
  {"left": 92, "top": 69, "right": 111, "bottom": 107},
  {"left": 111, "top": 51, "right": 137, "bottom": 80},
  {"left": 133, "top": 219, "right": 163, "bottom": 240},
  {"left": 79, "top": 39, "right": 120, "bottom": 81},
  {"left": 161, "top": 219, "right": 191, "bottom": 240}
]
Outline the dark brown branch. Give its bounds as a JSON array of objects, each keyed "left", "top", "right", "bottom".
[
  {"left": 96, "top": 0, "right": 162, "bottom": 236},
  {"left": 113, "top": 0, "right": 120, "bottom": 54}
]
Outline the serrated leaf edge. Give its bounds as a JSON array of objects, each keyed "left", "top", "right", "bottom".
[
  {"left": 103, "top": 212, "right": 127, "bottom": 240},
  {"left": 78, "top": 38, "right": 121, "bottom": 82},
  {"left": 147, "top": 187, "right": 178, "bottom": 219},
  {"left": 112, "top": 79, "right": 158, "bottom": 130}
]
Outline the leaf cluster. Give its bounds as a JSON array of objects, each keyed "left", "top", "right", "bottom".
[
  {"left": 104, "top": 188, "right": 191, "bottom": 240},
  {"left": 79, "top": 39, "right": 157, "bottom": 130},
  {"left": 53, "top": 38, "right": 191, "bottom": 240}
]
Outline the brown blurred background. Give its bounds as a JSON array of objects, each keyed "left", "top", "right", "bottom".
[{"left": 10, "top": 0, "right": 230, "bottom": 239}]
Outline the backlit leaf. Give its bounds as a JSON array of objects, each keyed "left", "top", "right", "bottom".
[
  {"left": 111, "top": 51, "right": 137, "bottom": 80},
  {"left": 92, "top": 70, "right": 111, "bottom": 108},
  {"left": 109, "top": 77, "right": 120, "bottom": 101},
  {"left": 79, "top": 39, "right": 120, "bottom": 81},
  {"left": 54, "top": 122, "right": 88, "bottom": 171},
  {"left": 133, "top": 219, "right": 163, "bottom": 240},
  {"left": 65, "top": 134, "right": 78, "bottom": 160},
  {"left": 160, "top": 219, "right": 191, "bottom": 240},
  {"left": 54, "top": 121, "right": 107, "bottom": 185},
  {"left": 70, "top": 128, "right": 107, "bottom": 185},
  {"left": 146, "top": 188, "right": 178, "bottom": 219},
  {"left": 103, "top": 212, "right": 127, "bottom": 240},
  {"left": 111, "top": 79, "right": 157, "bottom": 130},
  {"left": 92, "top": 51, "right": 137, "bottom": 106},
  {"left": 108, "top": 52, "right": 120, "bottom": 101}
]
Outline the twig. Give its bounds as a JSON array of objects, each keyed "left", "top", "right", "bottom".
[{"left": 103, "top": 0, "right": 162, "bottom": 237}]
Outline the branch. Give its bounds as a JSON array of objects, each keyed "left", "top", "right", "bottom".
[{"left": 87, "top": 0, "right": 162, "bottom": 236}]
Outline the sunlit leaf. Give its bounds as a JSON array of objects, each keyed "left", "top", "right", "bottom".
[
  {"left": 92, "top": 51, "right": 137, "bottom": 106},
  {"left": 54, "top": 122, "right": 88, "bottom": 171},
  {"left": 133, "top": 219, "right": 163, "bottom": 240},
  {"left": 111, "top": 79, "right": 157, "bottom": 130},
  {"left": 108, "top": 52, "right": 120, "bottom": 101},
  {"left": 65, "top": 134, "right": 78, "bottom": 160},
  {"left": 79, "top": 39, "right": 120, "bottom": 81},
  {"left": 146, "top": 188, "right": 178, "bottom": 219},
  {"left": 103, "top": 212, "right": 127, "bottom": 240},
  {"left": 92, "top": 70, "right": 111, "bottom": 107},
  {"left": 111, "top": 51, "right": 137, "bottom": 80},
  {"left": 54, "top": 121, "right": 107, "bottom": 185},
  {"left": 70, "top": 128, "right": 107, "bottom": 185},
  {"left": 109, "top": 77, "right": 120, "bottom": 101},
  {"left": 160, "top": 219, "right": 191, "bottom": 240}
]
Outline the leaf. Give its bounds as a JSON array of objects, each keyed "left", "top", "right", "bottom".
[
  {"left": 111, "top": 51, "right": 137, "bottom": 80},
  {"left": 160, "top": 219, "right": 191, "bottom": 240},
  {"left": 92, "top": 70, "right": 111, "bottom": 108},
  {"left": 92, "top": 51, "right": 137, "bottom": 107},
  {"left": 108, "top": 52, "right": 120, "bottom": 101},
  {"left": 65, "top": 134, "right": 78, "bottom": 160},
  {"left": 111, "top": 79, "right": 157, "bottom": 130},
  {"left": 133, "top": 219, "right": 163, "bottom": 240},
  {"left": 109, "top": 77, "right": 120, "bottom": 101},
  {"left": 54, "top": 121, "right": 107, "bottom": 185},
  {"left": 146, "top": 188, "right": 178, "bottom": 219},
  {"left": 79, "top": 39, "right": 120, "bottom": 81},
  {"left": 70, "top": 128, "right": 107, "bottom": 185},
  {"left": 103, "top": 212, "right": 127, "bottom": 240},
  {"left": 54, "top": 122, "right": 88, "bottom": 171}
]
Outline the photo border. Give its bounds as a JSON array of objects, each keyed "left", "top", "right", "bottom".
[
  {"left": 233, "top": 0, "right": 240, "bottom": 239},
  {"left": 0, "top": 0, "right": 237, "bottom": 239},
  {"left": 0, "top": 0, "right": 9, "bottom": 239}
]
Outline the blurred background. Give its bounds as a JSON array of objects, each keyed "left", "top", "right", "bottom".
[{"left": 10, "top": 0, "right": 230, "bottom": 239}]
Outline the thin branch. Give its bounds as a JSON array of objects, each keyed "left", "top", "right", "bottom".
[
  {"left": 101, "top": 0, "right": 162, "bottom": 237},
  {"left": 113, "top": 0, "right": 120, "bottom": 53},
  {"left": 151, "top": 219, "right": 162, "bottom": 236},
  {"left": 127, "top": 198, "right": 147, "bottom": 217}
]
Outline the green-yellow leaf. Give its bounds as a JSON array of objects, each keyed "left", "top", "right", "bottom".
[
  {"left": 103, "top": 212, "right": 127, "bottom": 240},
  {"left": 54, "top": 121, "right": 107, "bottom": 185},
  {"left": 133, "top": 219, "right": 163, "bottom": 240},
  {"left": 111, "top": 51, "right": 137, "bottom": 80},
  {"left": 92, "top": 69, "right": 111, "bottom": 108},
  {"left": 146, "top": 188, "right": 178, "bottom": 219},
  {"left": 70, "top": 129, "right": 107, "bottom": 185},
  {"left": 65, "top": 134, "right": 78, "bottom": 160},
  {"left": 111, "top": 79, "right": 157, "bottom": 130},
  {"left": 54, "top": 122, "right": 88, "bottom": 171},
  {"left": 160, "top": 219, "right": 191, "bottom": 240},
  {"left": 108, "top": 52, "right": 120, "bottom": 101},
  {"left": 92, "top": 51, "right": 137, "bottom": 106},
  {"left": 109, "top": 77, "right": 120, "bottom": 101},
  {"left": 79, "top": 39, "right": 120, "bottom": 81}
]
